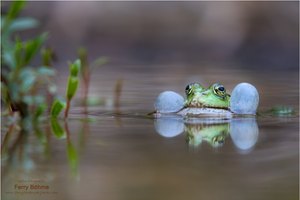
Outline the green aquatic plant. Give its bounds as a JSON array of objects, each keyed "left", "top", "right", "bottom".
[
  {"left": 50, "top": 99, "right": 66, "bottom": 118},
  {"left": 65, "top": 59, "right": 81, "bottom": 118},
  {"left": 41, "top": 47, "right": 55, "bottom": 67},
  {"left": 114, "top": 78, "right": 123, "bottom": 112},
  {"left": 1, "top": 1, "right": 55, "bottom": 119},
  {"left": 2, "top": 1, "right": 109, "bottom": 122},
  {"left": 49, "top": 59, "right": 81, "bottom": 119},
  {"left": 77, "top": 47, "right": 108, "bottom": 111},
  {"left": 263, "top": 106, "right": 296, "bottom": 117},
  {"left": 41, "top": 47, "right": 56, "bottom": 111}
]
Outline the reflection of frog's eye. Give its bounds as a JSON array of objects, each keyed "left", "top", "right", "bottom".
[
  {"left": 186, "top": 133, "right": 194, "bottom": 143},
  {"left": 213, "top": 84, "right": 226, "bottom": 97},
  {"left": 212, "top": 136, "right": 225, "bottom": 145}
]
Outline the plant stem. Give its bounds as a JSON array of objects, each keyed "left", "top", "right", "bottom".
[
  {"left": 64, "top": 99, "right": 70, "bottom": 119},
  {"left": 114, "top": 79, "right": 123, "bottom": 113},
  {"left": 83, "top": 75, "right": 90, "bottom": 115}
]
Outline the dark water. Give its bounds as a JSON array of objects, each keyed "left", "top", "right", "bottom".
[{"left": 1, "top": 66, "right": 299, "bottom": 200}]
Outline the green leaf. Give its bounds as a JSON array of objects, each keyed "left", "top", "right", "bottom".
[
  {"left": 3, "top": 50, "right": 16, "bottom": 69},
  {"left": 37, "top": 66, "right": 55, "bottom": 76},
  {"left": 48, "top": 83, "right": 57, "bottom": 94},
  {"left": 41, "top": 48, "right": 54, "bottom": 66},
  {"left": 1, "top": 1, "right": 26, "bottom": 39},
  {"left": 6, "top": 1, "right": 26, "bottom": 20},
  {"left": 34, "top": 95, "right": 45, "bottom": 104},
  {"left": 34, "top": 104, "right": 47, "bottom": 120},
  {"left": 19, "top": 68, "right": 36, "bottom": 92},
  {"left": 50, "top": 99, "right": 65, "bottom": 117},
  {"left": 91, "top": 57, "right": 108, "bottom": 69},
  {"left": 1, "top": 16, "right": 5, "bottom": 30},
  {"left": 0, "top": 82, "right": 9, "bottom": 105},
  {"left": 8, "top": 82, "right": 20, "bottom": 101},
  {"left": 23, "top": 33, "right": 48, "bottom": 65},
  {"left": 9, "top": 17, "right": 39, "bottom": 32},
  {"left": 70, "top": 59, "right": 81, "bottom": 77},
  {"left": 77, "top": 48, "right": 88, "bottom": 75},
  {"left": 23, "top": 95, "right": 45, "bottom": 106},
  {"left": 66, "top": 77, "right": 79, "bottom": 100},
  {"left": 77, "top": 48, "right": 87, "bottom": 63},
  {"left": 86, "top": 96, "right": 106, "bottom": 106},
  {"left": 14, "top": 39, "right": 23, "bottom": 68},
  {"left": 22, "top": 96, "right": 34, "bottom": 105},
  {"left": 50, "top": 117, "right": 65, "bottom": 139}
]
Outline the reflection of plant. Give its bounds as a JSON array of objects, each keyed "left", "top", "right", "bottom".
[
  {"left": 65, "top": 121, "right": 79, "bottom": 177},
  {"left": 2, "top": 119, "right": 83, "bottom": 179},
  {"left": 1, "top": 1, "right": 55, "bottom": 118}
]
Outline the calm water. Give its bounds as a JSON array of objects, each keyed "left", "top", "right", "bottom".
[{"left": 1, "top": 65, "right": 299, "bottom": 200}]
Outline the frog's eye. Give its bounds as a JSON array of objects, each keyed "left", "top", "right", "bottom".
[
  {"left": 185, "top": 85, "right": 191, "bottom": 92},
  {"left": 186, "top": 82, "right": 202, "bottom": 95},
  {"left": 185, "top": 84, "right": 194, "bottom": 95},
  {"left": 213, "top": 83, "right": 226, "bottom": 97}
]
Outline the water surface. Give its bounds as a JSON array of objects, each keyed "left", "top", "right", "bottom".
[{"left": 1, "top": 66, "right": 299, "bottom": 200}]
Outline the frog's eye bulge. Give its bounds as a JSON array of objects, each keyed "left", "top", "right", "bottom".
[
  {"left": 185, "top": 83, "right": 200, "bottom": 95},
  {"left": 185, "top": 84, "right": 192, "bottom": 95},
  {"left": 213, "top": 83, "right": 227, "bottom": 97}
]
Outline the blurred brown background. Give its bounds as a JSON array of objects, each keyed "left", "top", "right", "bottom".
[
  {"left": 1, "top": 1, "right": 299, "bottom": 109},
  {"left": 3, "top": 1, "right": 298, "bottom": 69}
]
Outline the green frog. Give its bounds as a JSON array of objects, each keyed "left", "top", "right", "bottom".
[
  {"left": 184, "top": 82, "right": 230, "bottom": 109},
  {"left": 183, "top": 83, "right": 296, "bottom": 116},
  {"left": 153, "top": 82, "right": 296, "bottom": 117}
]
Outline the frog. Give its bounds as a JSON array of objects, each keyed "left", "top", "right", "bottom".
[
  {"left": 154, "top": 82, "right": 296, "bottom": 117},
  {"left": 184, "top": 82, "right": 230, "bottom": 109}
]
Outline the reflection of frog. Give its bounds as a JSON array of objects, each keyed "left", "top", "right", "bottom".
[
  {"left": 185, "top": 83, "right": 230, "bottom": 109},
  {"left": 154, "top": 117, "right": 259, "bottom": 150},
  {"left": 185, "top": 123, "right": 230, "bottom": 148}
]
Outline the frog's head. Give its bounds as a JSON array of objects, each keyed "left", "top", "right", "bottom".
[{"left": 185, "top": 83, "right": 230, "bottom": 109}]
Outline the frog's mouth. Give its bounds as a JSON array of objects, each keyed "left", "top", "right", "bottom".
[{"left": 185, "top": 102, "right": 229, "bottom": 110}]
